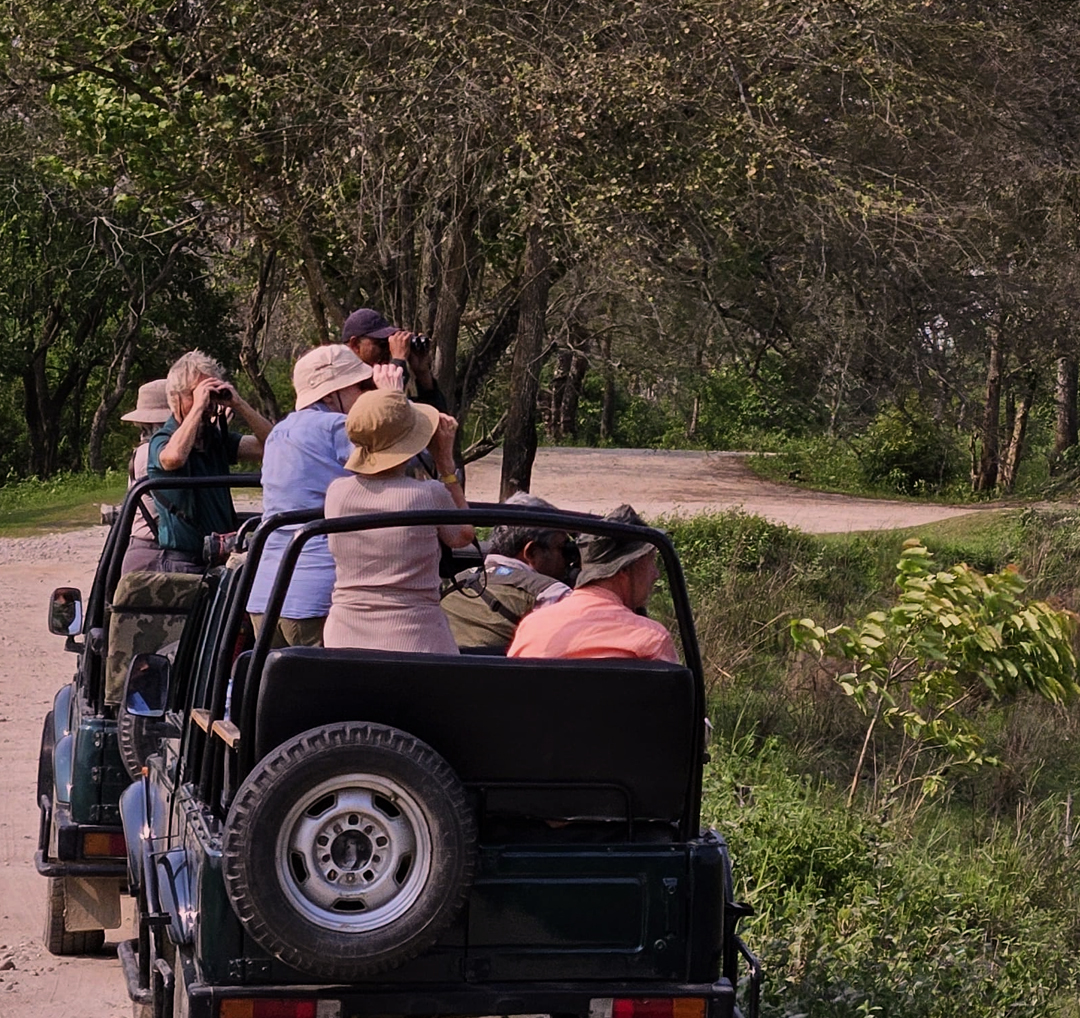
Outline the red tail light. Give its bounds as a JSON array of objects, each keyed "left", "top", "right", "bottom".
[
  {"left": 218, "top": 1000, "right": 341, "bottom": 1018},
  {"left": 592, "top": 998, "right": 707, "bottom": 1018}
]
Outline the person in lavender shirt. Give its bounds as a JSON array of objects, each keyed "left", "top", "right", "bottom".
[{"left": 246, "top": 345, "right": 401, "bottom": 647}]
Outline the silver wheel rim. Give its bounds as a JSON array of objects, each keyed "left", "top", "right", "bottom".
[{"left": 275, "top": 773, "right": 433, "bottom": 933}]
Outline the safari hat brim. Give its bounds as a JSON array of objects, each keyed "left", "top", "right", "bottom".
[
  {"left": 574, "top": 503, "right": 656, "bottom": 585},
  {"left": 344, "top": 393, "right": 440, "bottom": 475},
  {"left": 294, "top": 345, "right": 374, "bottom": 410},
  {"left": 120, "top": 379, "right": 171, "bottom": 424}
]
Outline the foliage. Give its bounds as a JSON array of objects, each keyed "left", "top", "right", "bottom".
[
  {"left": 856, "top": 401, "right": 963, "bottom": 495},
  {"left": 791, "top": 540, "right": 1080, "bottom": 814},
  {"left": 703, "top": 738, "right": 1080, "bottom": 1018}
]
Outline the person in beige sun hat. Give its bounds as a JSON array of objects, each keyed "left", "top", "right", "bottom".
[
  {"left": 119, "top": 379, "right": 173, "bottom": 574},
  {"left": 247, "top": 346, "right": 401, "bottom": 648},
  {"left": 322, "top": 389, "right": 474, "bottom": 654}
]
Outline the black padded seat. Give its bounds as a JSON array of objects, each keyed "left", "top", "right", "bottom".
[{"left": 253, "top": 648, "right": 698, "bottom": 829}]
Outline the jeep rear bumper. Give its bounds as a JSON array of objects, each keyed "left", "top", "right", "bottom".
[
  {"left": 124, "top": 939, "right": 762, "bottom": 1018},
  {"left": 36, "top": 795, "right": 126, "bottom": 879}
]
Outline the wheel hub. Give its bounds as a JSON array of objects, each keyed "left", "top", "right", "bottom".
[{"left": 277, "top": 776, "right": 433, "bottom": 932}]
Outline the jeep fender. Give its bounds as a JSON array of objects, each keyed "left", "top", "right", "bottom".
[
  {"left": 53, "top": 733, "right": 74, "bottom": 806},
  {"left": 52, "top": 684, "right": 73, "bottom": 743},
  {"left": 119, "top": 779, "right": 149, "bottom": 893}
]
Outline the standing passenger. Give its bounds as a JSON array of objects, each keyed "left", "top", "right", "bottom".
[
  {"left": 247, "top": 346, "right": 397, "bottom": 647},
  {"left": 323, "top": 390, "right": 473, "bottom": 654},
  {"left": 119, "top": 379, "right": 172, "bottom": 574},
  {"left": 148, "top": 350, "right": 272, "bottom": 573}
]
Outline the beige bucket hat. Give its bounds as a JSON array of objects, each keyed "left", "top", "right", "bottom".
[
  {"left": 344, "top": 389, "right": 439, "bottom": 475},
  {"left": 120, "top": 379, "right": 171, "bottom": 424},
  {"left": 293, "top": 344, "right": 374, "bottom": 411},
  {"left": 575, "top": 504, "right": 655, "bottom": 586}
]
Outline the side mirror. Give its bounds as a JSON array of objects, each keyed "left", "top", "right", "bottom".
[
  {"left": 48, "top": 587, "right": 83, "bottom": 636},
  {"left": 125, "top": 653, "right": 171, "bottom": 718}
]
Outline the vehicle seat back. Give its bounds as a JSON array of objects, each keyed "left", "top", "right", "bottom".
[
  {"left": 254, "top": 648, "right": 698, "bottom": 832},
  {"left": 104, "top": 570, "right": 203, "bottom": 704}
]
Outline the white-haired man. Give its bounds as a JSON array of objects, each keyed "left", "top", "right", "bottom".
[{"left": 147, "top": 350, "right": 272, "bottom": 573}]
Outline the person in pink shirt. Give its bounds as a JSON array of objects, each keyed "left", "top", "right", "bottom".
[{"left": 507, "top": 504, "right": 678, "bottom": 663}]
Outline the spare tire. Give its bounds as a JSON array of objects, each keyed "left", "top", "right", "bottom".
[{"left": 222, "top": 722, "right": 476, "bottom": 980}]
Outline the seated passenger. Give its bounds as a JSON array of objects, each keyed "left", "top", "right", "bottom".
[
  {"left": 441, "top": 492, "right": 573, "bottom": 652},
  {"left": 508, "top": 504, "right": 678, "bottom": 663},
  {"left": 323, "top": 390, "right": 473, "bottom": 654},
  {"left": 247, "top": 345, "right": 397, "bottom": 648}
]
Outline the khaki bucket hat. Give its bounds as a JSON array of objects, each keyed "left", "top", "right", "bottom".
[
  {"left": 344, "top": 389, "right": 439, "bottom": 475},
  {"left": 575, "top": 504, "right": 655, "bottom": 586},
  {"left": 120, "top": 379, "right": 171, "bottom": 424},
  {"left": 293, "top": 344, "right": 374, "bottom": 411}
]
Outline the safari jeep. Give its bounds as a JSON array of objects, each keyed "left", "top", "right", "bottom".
[
  {"left": 119, "top": 503, "right": 761, "bottom": 1018},
  {"left": 36, "top": 474, "right": 259, "bottom": 955}
]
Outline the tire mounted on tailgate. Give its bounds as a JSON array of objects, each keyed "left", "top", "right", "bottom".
[{"left": 221, "top": 721, "right": 477, "bottom": 980}]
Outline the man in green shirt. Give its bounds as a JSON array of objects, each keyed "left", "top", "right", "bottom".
[{"left": 147, "top": 350, "right": 272, "bottom": 572}]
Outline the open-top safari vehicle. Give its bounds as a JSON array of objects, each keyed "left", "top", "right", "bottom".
[
  {"left": 118, "top": 502, "right": 761, "bottom": 1018},
  {"left": 36, "top": 475, "right": 259, "bottom": 955}
]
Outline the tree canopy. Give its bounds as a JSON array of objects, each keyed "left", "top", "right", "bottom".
[{"left": 3, "top": 1, "right": 1080, "bottom": 489}]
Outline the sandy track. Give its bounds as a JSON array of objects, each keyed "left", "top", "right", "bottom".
[{"left": 0, "top": 450, "right": 987, "bottom": 1017}]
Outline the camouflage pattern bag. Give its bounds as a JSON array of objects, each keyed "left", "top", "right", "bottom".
[{"left": 104, "top": 571, "right": 203, "bottom": 704}]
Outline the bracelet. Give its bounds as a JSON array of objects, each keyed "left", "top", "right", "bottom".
[{"left": 440, "top": 473, "right": 460, "bottom": 485}]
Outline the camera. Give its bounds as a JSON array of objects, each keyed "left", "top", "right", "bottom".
[
  {"left": 202, "top": 531, "right": 239, "bottom": 567},
  {"left": 410, "top": 334, "right": 431, "bottom": 356}
]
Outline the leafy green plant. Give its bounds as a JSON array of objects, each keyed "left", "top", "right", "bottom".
[
  {"left": 856, "top": 401, "right": 962, "bottom": 495},
  {"left": 791, "top": 540, "right": 1080, "bottom": 813}
]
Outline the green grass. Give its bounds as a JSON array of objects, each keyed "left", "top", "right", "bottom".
[
  {"left": 682, "top": 506, "right": 1080, "bottom": 1016},
  {"left": 0, "top": 470, "right": 128, "bottom": 537}
]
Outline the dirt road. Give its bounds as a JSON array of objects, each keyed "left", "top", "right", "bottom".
[{"left": 0, "top": 450, "right": 987, "bottom": 1018}]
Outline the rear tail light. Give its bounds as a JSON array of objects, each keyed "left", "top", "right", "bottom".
[
  {"left": 81, "top": 832, "right": 127, "bottom": 858},
  {"left": 591, "top": 999, "right": 707, "bottom": 1018},
  {"left": 218, "top": 1000, "right": 341, "bottom": 1018}
]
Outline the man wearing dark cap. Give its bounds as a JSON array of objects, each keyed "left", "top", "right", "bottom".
[
  {"left": 507, "top": 504, "right": 678, "bottom": 662},
  {"left": 342, "top": 307, "right": 448, "bottom": 412}
]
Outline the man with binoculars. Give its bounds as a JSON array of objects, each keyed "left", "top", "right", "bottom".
[
  {"left": 342, "top": 307, "right": 448, "bottom": 413},
  {"left": 146, "top": 350, "right": 272, "bottom": 573}
]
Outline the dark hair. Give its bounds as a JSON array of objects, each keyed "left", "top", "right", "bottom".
[{"left": 488, "top": 493, "right": 563, "bottom": 558}]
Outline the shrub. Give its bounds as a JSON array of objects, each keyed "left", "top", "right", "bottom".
[{"left": 857, "top": 401, "right": 962, "bottom": 494}]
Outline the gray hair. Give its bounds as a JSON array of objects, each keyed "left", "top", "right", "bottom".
[
  {"left": 488, "top": 492, "right": 564, "bottom": 557},
  {"left": 165, "top": 350, "right": 225, "bottom": 417}
]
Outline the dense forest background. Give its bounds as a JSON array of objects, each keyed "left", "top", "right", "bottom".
[{"left": 5, "top": 1, "right": 1080, "bottom": 498}]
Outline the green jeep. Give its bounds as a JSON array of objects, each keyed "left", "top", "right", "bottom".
[
  {"left": 35, "top": 474, "right": 259, "bottom": 954},
  {"left": 119, "top": 503, "right": 761, "bottom": 1018}
]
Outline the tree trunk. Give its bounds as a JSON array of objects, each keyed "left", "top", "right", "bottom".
[
  {"left": 549, "top": 347, "right": 573, "bottom": 440},
  {"left": 999, "top": 377, "right": 1035, "bottom": 493},
  {"left": 238, "top": 245, "right": 283, "bottom": 422},
  {"left": 500, "top": 223, "right": 551, "bottom": 500},
  {"left": 431, "top": 205, "right": 479, "bottom": 415},
  {"left": 971, "top": 318, "right": 1002, "bottom": 492},
  {"left": 599, "top": 334, "right": 616, "bottom": 442},
  {"left": 87, "top": 336, "right": 138, "bottom": 472},
  {"left": 559, "top": 348, "right": 590, "bottom": 439},
  {"left": 1052, "top": 354, "right": 1078, "bottom": 471}
]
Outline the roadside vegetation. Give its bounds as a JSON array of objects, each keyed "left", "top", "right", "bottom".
[{"left": 663, "top": 508, "right": 1080, "bottom": 1016}]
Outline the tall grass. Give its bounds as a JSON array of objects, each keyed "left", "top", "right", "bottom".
[{"left": 670, "top": 509, "right": 1080, "bottom": 1016}]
